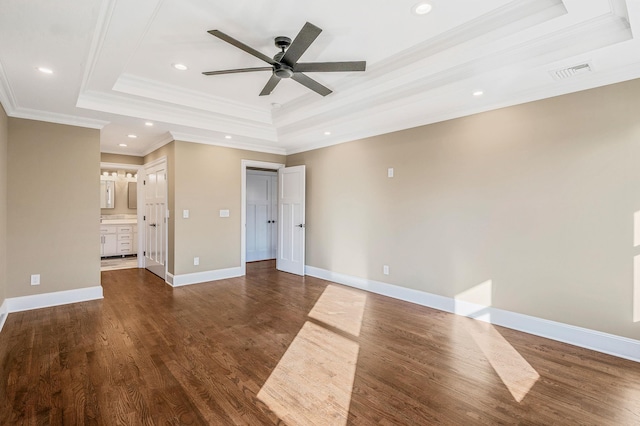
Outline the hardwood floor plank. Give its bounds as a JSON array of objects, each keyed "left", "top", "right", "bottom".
[{"left": 0, "top": 261, "right": 639, "bottom": 425}]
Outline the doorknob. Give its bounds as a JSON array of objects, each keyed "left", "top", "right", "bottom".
[
  {"left": 297, "top": 224, "right": 305, "bottom": 228},
  {"left": 149, "top": 223, "right": 157, "bottom": 227}
]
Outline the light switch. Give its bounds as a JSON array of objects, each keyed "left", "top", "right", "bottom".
[
  {"left": 220, "top": 209, "right": 230, "bottom": 217},
  {"left": 31, "top": 274, "right": 40, "bottom": 285},
  {"left": 388, "top": 168, "right": 394, "bottom": 178},
  {"left": 183, "top": 209, "right": 189, "bottom": 219}
]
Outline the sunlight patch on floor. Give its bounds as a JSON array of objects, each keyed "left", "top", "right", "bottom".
[
  {"left": 258, "top": 285, "right": 367, "bottom": 425},
  {"left": 308, "top": 285, "right": 367, "bottom": 336},
  {"left": 258, "top": 321, "right": 359, "bottom": 426},
  {"left": 466, "top": 319, "right": 540, "bottom": 402},
  {"left": 455, "top": 279, "right": 539, "bottom": 401}
]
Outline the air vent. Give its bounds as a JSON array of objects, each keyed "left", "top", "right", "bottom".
[{"left": 551, "top": 63, "right": 593, "bottom": 81}]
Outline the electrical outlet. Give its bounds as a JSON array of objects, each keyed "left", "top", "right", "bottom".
[
  {"left": 183, "top": 209, "right": 190, "bottom": 219},
  {"left": 383, "top": 265, "right": 389, "bottom": 275},
  {"left": 194, "top": 257, "right": 199, "bottom": 266},
  {"left": 31, "top": 274, "right": 40, "bottom": 285},
  {"left": 387, "top": 168, "right": 394, "bottom": 178}
]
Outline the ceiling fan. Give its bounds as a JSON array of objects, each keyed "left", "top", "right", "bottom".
[{"left": 202, "top": 22, "right": 366, "bottom": 97}]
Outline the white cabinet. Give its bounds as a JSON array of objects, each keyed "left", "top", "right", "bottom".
[{"left": 100, "top": 223, "right": 137, "bottom": 257}]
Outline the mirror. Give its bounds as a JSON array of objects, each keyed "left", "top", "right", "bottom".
[
  {"left": 100, "top": 180, "right": 115, "bottom": 209},
  {"left": 128, "top": 181, "right": 137, "bottom": 209}
]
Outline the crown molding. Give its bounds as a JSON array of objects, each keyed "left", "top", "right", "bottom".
[
  {"left": 77, "top": 90, "right": 278, "bottom": 141},
  {"left": 8, "top": 107, "right": 108, "bottom": 129},
  {"left": 113, "top": 73, "right": 273, "bottom": 124},
  {"left": 275, "top": 0, "right": 568, "bottom": 129},
  {"left": 141, "top": 132, "right": 175, "bottom": 156},
  {"left": 0, "top": 59, "right": 18, "bottom": 114},
  {"left": 279, "top": 11, "right": 632, "bottom": 145},
  {"left": 79, "top": 0, "right": 118, "bottom": 94},
  {"left": 285, "top": 60, "right": 640, "bottom": 155},
  {"left": 170, "top": 131, "right": 286, "bottom": 155}
]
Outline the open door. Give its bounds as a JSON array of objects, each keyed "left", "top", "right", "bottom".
[
  {"left": 277, "top": 165, "right": 306, "bottom": 275},
  {"left": 144, "top": 161, "right": 167, "bottom": 279}
]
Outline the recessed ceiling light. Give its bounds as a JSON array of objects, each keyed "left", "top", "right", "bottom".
[
  {"left": 172, "top": 63, "right": 188, "bottom": 71},
  {"left": 412, "top": 2, "right": 433, "bottom": 15},
  {"left": 324, "top": 131, "right": 331, "bottom": 136},
  {"left": 127, "top": 134, "right": 137, "bottom": 138},
  {"left": 145, "top": 121, "right": 154, "bottom": 126},
  {"left": 225, "top": 135, "right": 232, "bottom": 139},
  {"left": 36, "top": 67, "right": 53, "bottom": 74},
  {"left": 473, "top": 90, "right": 484, "bottom": 97},
  {"left": 118, "top": 143, "right": 127, "bottom": 147},
  {"left": 271, "top": 102, "right": 282, "bottom": 109}
]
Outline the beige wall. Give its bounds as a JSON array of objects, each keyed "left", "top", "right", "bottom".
[
  {"left": 0, "top": 103, "right": 7, "bottom": 308},
  {"left": 288, "top": 79, "right": 640, "bottom": 340},
  {"left": 172, "top": 142, "right": 284, "bottom": 275},
  {"left": 143, "top": 141, "right": 284, "bottom": 275},
  {"left": 7, "top": 119, "right": 100, "bottom": 297},
  {"left": 100, "top": 153, "right": 144, "bottom": 165}
]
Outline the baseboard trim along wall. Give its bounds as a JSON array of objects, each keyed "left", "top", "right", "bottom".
[
  {"left": 305, "top": 266, "right": 640, "bottom": 363},
  {"left": 0, "top": 300, "right": 8, "bottom": 334},
  {"left": 169, "top": 267, "right": 243, "bottom": 287},
  {"left": 5, "top": 286, "right": 104, "bottom": 314}
]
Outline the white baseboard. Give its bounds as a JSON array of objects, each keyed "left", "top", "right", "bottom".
[
  {"left": 0, "top": 299, "right": 8, "bottom": 334},
  {"left": 170, "top": 267, "right": 243, "bottom": 287},
  {"left": 6, "top": 286, "right": 104, "bottom": 313},
  {"left": 166, "top": 272, "right": 174, "bottom": 286},
  {"left": 305, "top": 266, "right": 640, "bottom": 363}
]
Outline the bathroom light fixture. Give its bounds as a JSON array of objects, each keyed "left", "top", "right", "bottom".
[
  {"left": 172, "top": 63, "right": 188, "bottom": 71},
  {"left": 111, "top": 172, "right": 117, "bottom": 177},
  {"left": 412, "top": 2, "right": 433, "bottom": 15},
  {"left": 102, "top": 171, "right": 109, "bottom": 176},
  {"left": 37, "top": 66, "right": 53, "bottom": 74}
]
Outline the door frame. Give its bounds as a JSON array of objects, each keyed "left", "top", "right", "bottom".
[
  {"left": 240, "top": 160, "right": 285, "bottom": 275},
  {"left": 100, "top": 161, "right": 145, "bottom": 268},
  {"left": 141, "top": 156, "right": 168, "bottom": 280}
]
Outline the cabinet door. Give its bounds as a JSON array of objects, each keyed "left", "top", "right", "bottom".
[{"left": 103, "top": 234, "right": 117, "bottom": 256}]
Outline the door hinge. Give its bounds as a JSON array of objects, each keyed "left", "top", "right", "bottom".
[
  {"left": 143, "top": 215, "right": 146, "bottom": 221},
  {"left": 143, "top": 180, "right": 146, "bottom": 185},
  {"left": 143, "top": 251, "right": 146, "bottom": 256}
]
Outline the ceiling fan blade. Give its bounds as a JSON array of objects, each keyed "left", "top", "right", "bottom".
[
  {"left": 294, "top": 61, "right": 366, "bottom": 73},
  {"left": 291, "top": 73, "right": 332, "bottom": 96},
  {"left": 259, "top": 74, "right": 281, "bottom": 96},
  {"left": 208, "top": 30, "right": 276, "bottom": 65},
  {"left": 281, "top": 22, "right": 322, "bottom": 67},
  {"left": 202, "top": 67, "right": 273, "bottom": 76}
]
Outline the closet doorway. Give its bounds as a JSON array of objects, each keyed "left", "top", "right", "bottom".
[{"left": 246, "top": 169, "right": 278, "bottom": 262}]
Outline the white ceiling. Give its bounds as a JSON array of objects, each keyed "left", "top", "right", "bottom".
[{"left": 1, "top": 0, "right": 639, "bottom": 156}]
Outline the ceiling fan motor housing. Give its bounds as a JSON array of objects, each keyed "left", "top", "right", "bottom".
[{"left": 274, "top": 63, "right": 294, "bottom": 78}]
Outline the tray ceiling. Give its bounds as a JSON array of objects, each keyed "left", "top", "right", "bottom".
[{"left": 1, "top": 0, "right": 639, "bottom": 155}]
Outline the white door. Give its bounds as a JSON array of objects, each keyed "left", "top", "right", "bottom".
[
  {"left": 144, "top": 162, "right": 167, "bottom": 279},
  {"left": 277, "top": 165, "right": 306, "bottom": 275},
  {"left": 246, "top": 171, "right": 277, "bottom": 261}
]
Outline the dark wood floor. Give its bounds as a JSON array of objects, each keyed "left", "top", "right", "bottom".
[{"left": 1, "top": 261, "right": 639, "bottom": 425}]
